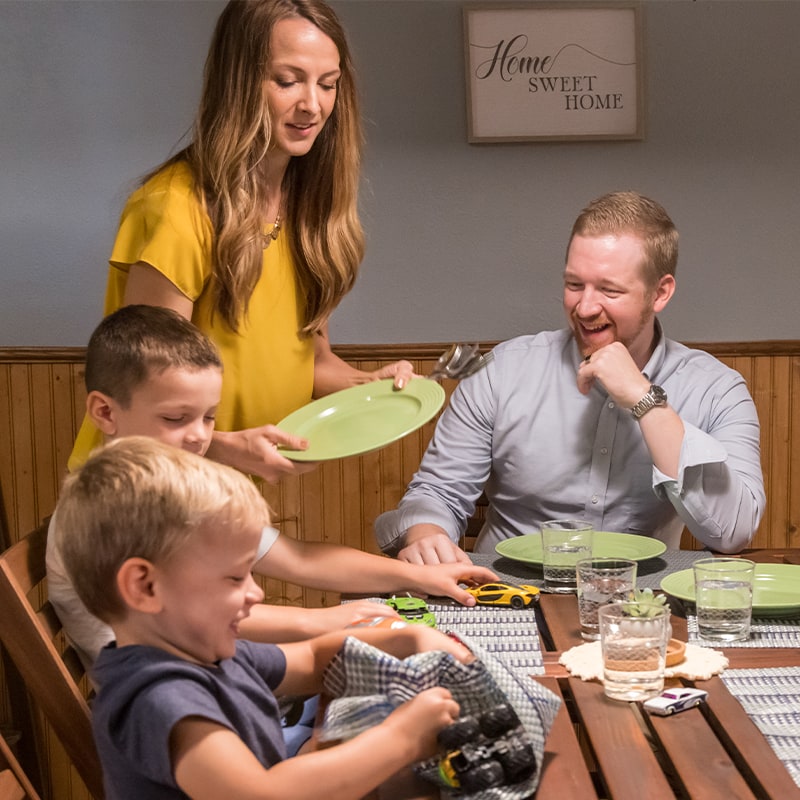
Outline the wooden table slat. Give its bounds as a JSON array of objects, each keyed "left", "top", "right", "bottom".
[
  {"left": 567, "top": 678, "right": 677, "bottom": 800},
  {"left": 648, "top": 700, "right": 757, "bottom": 799},
  {"left": 532, "top": 677, "right": 599, "bottom": 799}
]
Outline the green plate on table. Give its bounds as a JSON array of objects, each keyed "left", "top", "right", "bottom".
[
  {"left": 276, "top": 378, "right": 445, "bottom": 461},
  {"left": 495, "top": 532, "right": 667, "bottom": 564},
  {"left": 661, "top": 564, "right": 800, "bottom": 616}
]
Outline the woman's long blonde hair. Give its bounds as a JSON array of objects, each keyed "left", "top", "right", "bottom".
[{"left": 157, "top": 0, "right": 364, "bottom": 335}]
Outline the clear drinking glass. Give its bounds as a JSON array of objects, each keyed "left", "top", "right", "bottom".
[
  {"left": 576, "top": 557, "right": 637, "bottom": 640},
  {"left": 693, "top": 558, "right": 755, "bottom": 642},
  {"left": 599, "top": 601, "right": 669, "bottom": 702},
  {"left": 540, "top": 520, "right": 593, "bottom": 593}
]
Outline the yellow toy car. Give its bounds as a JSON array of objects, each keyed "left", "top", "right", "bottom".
[{"left": 465, "top": 582, "right": 540, "bottom": 609}]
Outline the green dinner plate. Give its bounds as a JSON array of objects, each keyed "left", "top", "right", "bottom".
[
  {"left": 495, "top": 531, "right": 667, "bottom": 564},
  {"left": 276, "top": 378, "right": 445, "bottom": 461},
  {"left": 661, "top": 564, "right": 800, "bottom": 616}
]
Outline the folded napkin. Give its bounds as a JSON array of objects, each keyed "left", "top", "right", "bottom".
[
  {"left": 319, "top": 635, "right": 561, "bottom": 799},
  {"left": 559, "top": 640, "right": 728, "bottom": 682}
]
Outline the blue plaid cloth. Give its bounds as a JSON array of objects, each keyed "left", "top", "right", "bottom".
[{"left": 319, "top": 635, "right": 560, "bottom": 798}]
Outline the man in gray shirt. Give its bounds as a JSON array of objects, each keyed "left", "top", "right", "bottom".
[{"left": 375, "top": 192, "right": 765, "bottom": 564}]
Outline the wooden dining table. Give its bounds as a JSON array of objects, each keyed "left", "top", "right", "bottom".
[
  {"left": 345, "top": 547, "right": 800, "bottom": 797},
  {"left": 528, "top": 547, "right": 800, "bottom": 799}
]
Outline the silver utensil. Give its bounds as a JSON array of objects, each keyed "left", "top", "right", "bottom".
[{"left": 428, "top": 343, "right": 493, "bottom": 381}]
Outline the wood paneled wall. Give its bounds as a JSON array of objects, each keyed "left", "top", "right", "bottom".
[
  {"left": 2, "top": 341, "right": 799, "bottom": 561},
  {"left": 0, "top": 341, "right": 799, "bottom": 799}
]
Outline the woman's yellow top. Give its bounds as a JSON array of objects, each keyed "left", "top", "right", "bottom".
[{"left": 69, "top": 161, "right": 315, "bottom": 470}]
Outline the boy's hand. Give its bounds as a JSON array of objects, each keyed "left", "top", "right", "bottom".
[
  {"left": 385, "top": 687, "right": 460, "bottom": 761},
  {"left": 339, "top": 625, "right": 474, "bottom": 666},
  {"left": 207, "top": 426, "right": 318, "bottom": 483},
  {"left": 405, "top": 626, "right": 474, "bottom": 664},
  {"left": 410, "top": 563, "right": 499, "bottom": 606},
  {"left": 308, "top": 601, "right": 401, "bottom": 634}
]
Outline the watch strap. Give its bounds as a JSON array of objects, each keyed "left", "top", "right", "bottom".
[{"left": 631, "top": 384, "right": 667, "bottom": 419}]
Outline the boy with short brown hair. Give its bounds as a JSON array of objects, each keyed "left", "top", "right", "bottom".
[{"left": 48, "top": 305, "right": 496, "bottom": 666}]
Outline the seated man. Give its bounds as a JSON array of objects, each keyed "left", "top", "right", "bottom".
[{"left": 375, "top": 191, "right": 765, "bottom": 564}]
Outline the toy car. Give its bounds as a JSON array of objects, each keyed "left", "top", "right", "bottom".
[
  {"left": 384, "top": 595, "right": 437, "bottom": 627},
  {"left": 643, "top": 687, "right": 708, "bottom": 716},
  {"left": 435, "top": 703, "right": 536, "bottom": 792},
  {"left": 465, "top": 582, "right": 540, "bottom": 609}
]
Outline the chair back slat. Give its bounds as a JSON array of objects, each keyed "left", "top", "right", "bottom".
[
  {"left": 0, "top": 521, "right": 104, "bottom": 799},
  {"left": 36, "top": 604, "right": 64, "bottom": 646},
  {"left": 0, "top": 771, "right": 25, "bottom": 800},
  {"left": 0, "top": 731, "right": 40, "bottom": 800}
]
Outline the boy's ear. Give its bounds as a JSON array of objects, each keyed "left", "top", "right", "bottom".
[
  {"left": 86, "top": 390, "right": 121, "bottom": 436},
  {"left": 116, "top": 558, "right": 163, "bottom": 614}
]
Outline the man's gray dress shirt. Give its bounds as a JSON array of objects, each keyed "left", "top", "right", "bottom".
[{"left": 375, "top": 326, "right": 764, "bottom": 554}]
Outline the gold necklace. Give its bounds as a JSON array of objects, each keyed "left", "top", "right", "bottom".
[{"left": 262, "top": 210, "right": 282, "bottom": 249}]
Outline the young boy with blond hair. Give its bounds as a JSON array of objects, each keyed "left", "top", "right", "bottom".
[
  {"left": 58, "top": 437, "right": 468, "bottom": 799},
  {"left": 47, "top": 305, "right": 496, "bottom": 667}
]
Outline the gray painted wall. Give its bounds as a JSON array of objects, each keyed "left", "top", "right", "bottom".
[{"left": 1, "top": 0, "right": 798, "bottom": 346}]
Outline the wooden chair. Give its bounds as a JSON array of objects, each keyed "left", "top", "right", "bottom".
[
  {"left": 0, "top": 520, "right": 104, "bottom": 800},
  {"left": 0, "top": 731, "right": 40, "bottom": 800},
  {"left": 0, "top": 485, "right": 42, "bottom": 794}
]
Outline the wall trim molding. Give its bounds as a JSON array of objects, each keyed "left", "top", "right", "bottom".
[{"left": 2, "top": 339, "right": 799, "bottom": 364}]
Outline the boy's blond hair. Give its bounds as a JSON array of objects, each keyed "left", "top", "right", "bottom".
[{"left": 58, "top": 436, "right": 269, "bottom": 623}]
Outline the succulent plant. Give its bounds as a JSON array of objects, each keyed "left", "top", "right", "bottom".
[{"left": 625, "top": 588, "right": 669, "bottom": 618}]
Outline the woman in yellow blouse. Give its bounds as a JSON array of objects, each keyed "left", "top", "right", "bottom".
[{"left": 71, "top": 0, "right": 414, "bottom": 481}]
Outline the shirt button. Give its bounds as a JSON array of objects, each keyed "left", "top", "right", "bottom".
[
  {"left": 591, "top": 494, "right": 599, "bottom": 504},
  {"left": 608, "top": 401, "right": 616, "bottom": 409},
  {"left": 600, "top": 447, "right": 608, "bottom": 455}
]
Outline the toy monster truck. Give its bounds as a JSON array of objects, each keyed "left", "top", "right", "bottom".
[{"left": 435, "top": 702, "right": 537, "bottom": 793}]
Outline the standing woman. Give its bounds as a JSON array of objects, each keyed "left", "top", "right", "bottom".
[{"left": 70, "top": 0, "right": 413, "bottom": 481}]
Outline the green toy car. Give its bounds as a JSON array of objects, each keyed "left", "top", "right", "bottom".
[{"left": 385, "top": 595, "right": 437, "bottom": 628}]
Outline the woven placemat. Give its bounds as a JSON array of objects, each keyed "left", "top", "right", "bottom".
[
  {"left": 344, "top": 598, "right": 545, "bottom": 678},
  {"left": 721, "top": 667, "right": 800, "bottom": 787},
  {"left": 687, "top": 615, "right": 800, "bottom": 648},
  {"left": 429, "top": 603, "right": 544, "bottom": 678}
]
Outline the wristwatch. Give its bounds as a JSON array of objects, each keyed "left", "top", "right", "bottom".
[{"left": 630, "top": 384, "right": 667, "bottom": 419}]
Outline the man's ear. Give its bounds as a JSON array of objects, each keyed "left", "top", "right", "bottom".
[
  {"left": 86, "top": 390, "right": 121, "bottom": 436},
  {"left": 116, "top": 558, "right": 163, "bottom": 614},
  {"left": 652, "top": 274, "right": 676, "bottom": 313}
]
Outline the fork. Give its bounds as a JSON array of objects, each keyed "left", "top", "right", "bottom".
[{"left": 428, "top": 343, "right": 494, "bottom": 381}]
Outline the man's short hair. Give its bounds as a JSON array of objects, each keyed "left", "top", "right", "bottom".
[
  {"left": 567, "top": 191, "right": 679, "bottom": 285},
  {"left": 84, "top": 305, "right": 222, "bottom": 406},
  {"left": 57, "top": 436, "right": 269, "bottom": 622}
]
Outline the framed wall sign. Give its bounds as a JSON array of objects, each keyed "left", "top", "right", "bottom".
[{"left": 463, "top": 2, "right": 644, "bottom": 142}]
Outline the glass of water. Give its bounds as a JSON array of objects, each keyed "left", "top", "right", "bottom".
[
  {"left": 540, "top": 520, "right": 593, "bottom": 593},
  {"left": 576, "top": 557, "right": 637, "bottom": 640},
  {"left": 693, "top": 557, "right": 755, "bottom": 642},
  {"left": 599, "top": 601, "right": 669, "bottom": 701}
]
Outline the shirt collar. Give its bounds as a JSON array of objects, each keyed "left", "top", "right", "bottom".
[{"left": 641, "top": 318, "right": 667, "bottom": 382}]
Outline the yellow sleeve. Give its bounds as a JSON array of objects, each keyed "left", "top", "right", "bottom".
[{"left": 107, "top": 162, "right": 213, "bottom": 305}]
